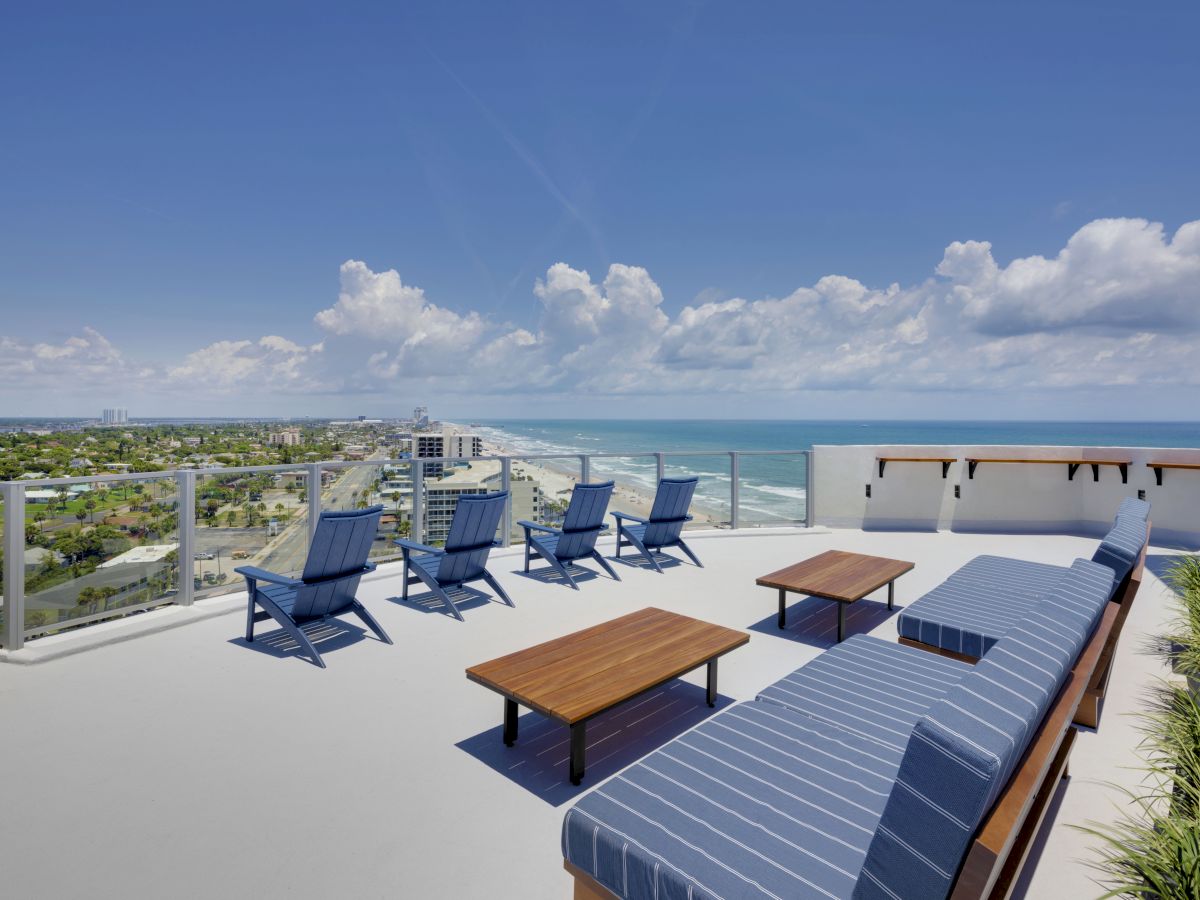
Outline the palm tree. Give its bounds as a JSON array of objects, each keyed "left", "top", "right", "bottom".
[{"left": 85, "top": 497, "right": 97, "bottom": 523}]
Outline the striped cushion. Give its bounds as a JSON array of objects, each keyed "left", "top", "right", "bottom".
[
  {"left": 1116, "top": 496, "right": 1151, "bottom": 520},
  {"left": 563, "top": 701, "right": 897, "bottom": 900},
  {"left": 854, "top": 560, "right": 1114, "bottom": 900},
  {"left": 756, "top": 635, "right": 971, "bottom": 763},
  {"left": 1091, "top": 515, "right": 1147, "bottom": 589},
  {"left": 897, "top": 555, "right": 1069, "bottom": 657}
]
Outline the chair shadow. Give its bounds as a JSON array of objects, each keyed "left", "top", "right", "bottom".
[
  {"left": 388, "top": 586, "right": 498, "bottom": 618},
  {"left": 512, "top": 565, "right": 605, "bottom": 588},
  {"left": 747, "top": 595, "right": 900, "bottom": 648},
  {"left": 611, "top": 552, "right": 688, "bottom": 573},
  {"left": 230, "top": 619, "right": 373, "bottom": 665},
  {"left": 457, "top": 680, "right": 732, "bottom": 807}
]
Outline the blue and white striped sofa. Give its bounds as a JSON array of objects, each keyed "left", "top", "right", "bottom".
[
  {"left": 562, "top": 558, "right": 1116, "bottom": 899},
  {"left": 897, "top": 499, "right": 1150, "bottom": 659}
]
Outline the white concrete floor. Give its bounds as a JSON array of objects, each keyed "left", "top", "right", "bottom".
[{"left": 0, "top": 528, "right": 1180, "bottom": 899}]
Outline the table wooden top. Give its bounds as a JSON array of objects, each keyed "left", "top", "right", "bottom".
[
  {"left": 756, "top": 550, "right": 915, "bottom": 602},
  {"left": 466, "top": 607, "right": 749, "bottom": 725}
]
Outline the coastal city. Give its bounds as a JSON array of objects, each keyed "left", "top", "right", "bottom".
[{"left": 0, "top": 406, "right": 567, "bottom": 635}]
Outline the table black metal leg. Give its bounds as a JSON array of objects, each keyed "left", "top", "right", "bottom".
[
  {"left": 888, "top": 580, "right": 894, "bottom": 610},
  {"left": 503, "top": 698, "right": 518, "bottom": 747},
  {"left": 837, "top": 602, "right": 845, "bottom": 643},
  {"left": 569, "top": 721, "right": 586, "bottom": 785},
  {"left": 777, "top": 588, "right": 786, "bottom": 629},
  {"left": 707, "top": 658, "right": 718, "bottom": 707}
]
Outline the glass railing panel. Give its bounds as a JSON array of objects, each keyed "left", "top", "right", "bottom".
[
  {"left": 24, "top": 476, "right": 181, "bottom": 637},
  {"left": 662, "top": 454, "right": 733, "bottom": 529},
  {"left": 322, "top": 462, "right": 416, "bottom": 560},
  {"left": 194, "top": 469, "right": 308, "bottom": 599},
  {"left": 584, "top": 454, "right": 660, "bottom": 526},
  {"left": 736, "top": 453, "right": 808, "bottom": 527},
  {"left": 0, "top": 493, "right": 5, "bottom": 638},
  {"left": 506, "top": 455, "right": 579, "bottom": 542}
]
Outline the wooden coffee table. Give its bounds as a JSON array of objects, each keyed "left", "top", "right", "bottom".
[
  {"left": 757, "top": 550, "right": 914, "bottom": 643},
  {"left": 466, "top": 607, "right": 749, "bottom": 784}
]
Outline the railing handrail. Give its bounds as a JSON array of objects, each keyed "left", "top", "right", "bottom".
[{"left": 2, "top": 449, "right": 810, "bottom": 488}]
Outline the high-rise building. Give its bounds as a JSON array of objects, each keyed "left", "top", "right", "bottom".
[
  {"left": 101, "top": 408, "right": 129, "bottom": 425},
  {"left": 412, "top": 406, "right": 429, "bottom": 428}
]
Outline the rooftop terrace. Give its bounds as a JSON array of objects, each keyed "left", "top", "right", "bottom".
[{"left": 0, "top": 525, "right": 1182, "bottom": 898}]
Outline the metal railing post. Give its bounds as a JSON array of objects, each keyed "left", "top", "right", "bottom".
[
  {"left": 730, "top": 452, "right": 740, "bottom": 529},
  {"left": 501, "top": 457, "right": 512, "bottom": 548},
  {"left": 306, "top": 463, "right": 322, "bottom": 541},
  {"left": 580, "top": 454, "right": 590, "bottom": 484},
  {"left": 412, "top": 460, "right": 425, "bottom": 544},
  {"left": 2, "top": 482, "right": 26, "bottom": 650},
  {"left": 176, "top": 471, "right": 195, "bottom": 606},
  {"left": 804, "top": 449, "right": 814, "bottom": 527},
  {"left": 655, "top": 452, "right": 665, "bottom": 483}
]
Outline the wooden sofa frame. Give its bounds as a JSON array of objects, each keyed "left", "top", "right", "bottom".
[
  {"left": 564, "top": 533, "right": 1147, "bottom": 900},
  {"left": 899, "top": 521, "right": 1150, "bottom": 729}
]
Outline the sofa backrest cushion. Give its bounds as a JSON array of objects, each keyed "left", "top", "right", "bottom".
[
  {"left": 853, "top": 559, "right": 1114, "bottom": 899},
  {"left": 1091, "top": 515, "right": 1148, "bottom": 593},
  {"left": 1117, "top": 496, "right": 1151, "bottom": 521}
]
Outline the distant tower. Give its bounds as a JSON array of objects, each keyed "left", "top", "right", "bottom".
[{"left": 413, "top": 405, "right": 429, "bottom": 428}]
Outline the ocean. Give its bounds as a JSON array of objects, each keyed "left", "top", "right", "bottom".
[{"left": 472, "top": 419, "right": 1200, "bottom": 526}]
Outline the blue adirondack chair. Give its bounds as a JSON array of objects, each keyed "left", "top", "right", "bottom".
[
  {"left": 394, "top": 491, "right": 512, "bottom": 621},
  {"left": 235, "top": 505, "right": 390, "bottom": 668},
  {"left": 612, "top": 476, "right": 703, "bottom": 571},
  {"left": 518, "top": 481, "right": 620, "bottom": 589}
]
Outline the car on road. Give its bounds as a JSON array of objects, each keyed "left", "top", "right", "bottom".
[{"left": 194, "top": 551, "right": 215, "bottom": 560}]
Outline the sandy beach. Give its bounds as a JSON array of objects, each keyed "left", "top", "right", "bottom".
[{"left": 469, "top": 431, "right": 720, "bottom": 527}]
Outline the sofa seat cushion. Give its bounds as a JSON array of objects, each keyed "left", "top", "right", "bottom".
[
  {"left": 897, "top": 555, "right": 1069, "bottom": 658},
  {"left": 756, "top": 635, "right": 972, "bottom": 763},
  {"left": 563, "top": 701, "right": 898, "bottom": 900}
]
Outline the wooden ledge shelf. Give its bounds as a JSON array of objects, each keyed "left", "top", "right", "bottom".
[
  {"left": 876, "top": 456, "right": 957, "bottom": 478},
  {"left": 1148, "top": 461, "right": 1200, "bottom": 486},
  {"left": 965, "top": 457, "right": 1131, "bottom": 483}
]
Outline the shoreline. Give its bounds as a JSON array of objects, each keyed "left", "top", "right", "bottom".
[{"left": 461, "top": 427, "right": 723, "bottom": 527}]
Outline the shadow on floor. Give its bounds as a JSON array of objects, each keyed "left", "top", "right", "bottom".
[
  {"left": 511, "top": 564, "right": 609, "bottom": 589},
  {"left": 457, "top": 680, "right": 731, "bottom": 807},
  {"left": 230, "top": 619, "right": 377, "bottom": 665},
  {"left": 1146, "top": 553, "right": 1186, "bottom": 584},
  {"left": 611, "top": 552, "right": 688, "bottom": 573},
  {"left": 747, "top": 595, "right": 901, "bottom": 648},
  {"left": 388, "top": 585, "right": 500, "bottom": 619},
  {"left": 1010, "top": 775, "right": 1070, "bottom": 900}
]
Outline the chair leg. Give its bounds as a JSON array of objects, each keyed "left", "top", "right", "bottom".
[
  {"left": 624, "top": 532, "right": 660, "bottom": 573},
  {"left": 559, "top": 561, "right": 580, "bottom": 590},
  {"left": 282, "top": 619, "right": 326, "bottom": 668},
  {"left": 351, "top": 601, "right": 393, "bottom": 644},
  {"left": 677, "top": 539, "right": 703, "bottom": 568},
  {"left": 591, "top": 550, "right": 621, "bottom": 582},
  {"left": 245, "top": 597, "right": 257, "bottom": 642},
  {"left": 434, "top": 585, "right": 465, "bottom": 622},
  {"left": 481, "top": 569, "right": 515, "bottom": 608},
  {"left": 524, "top": 542, "right": 531, "bottom": 573},
  {"left": 401, "top": 561, "right": 410, "bottom": 601}
]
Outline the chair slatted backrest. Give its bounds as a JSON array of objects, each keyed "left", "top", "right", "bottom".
[
  {"left": 555, "top": 481, "right": 614, "bottom": 560},
  {"left": 642, "top": 477, "right": 698, "bottom": 546},
  {"left": 436, "top": 492, "right": 508, "bottom": 584},
  {"left": 292, "top": 505, "right": 382, "bottom": 619}
]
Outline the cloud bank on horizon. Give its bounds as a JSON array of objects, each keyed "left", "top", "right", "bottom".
[{"left": 4, "top": 217, "right": 1199, "bottom": 412}]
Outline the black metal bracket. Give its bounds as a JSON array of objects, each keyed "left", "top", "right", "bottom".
[
  {"left": 1068, "top": 463, "right": 1080, "bottom": 481},
  {"left": 1153, "top": 465, "right": 1163, "bottom": 486},
  {"left": 1119, "top": 463, "right": 1128, "bottom": 484},
  {"left": 941, "top": 460, "right": 951, "bottom": 478},
  {"left": 878, "top": 459, "right": 886, "bottom": 478},
  {"left": 1090, "top": 463, "right": 1099, "bottom": 482},
  {"left": 968, "top": 460, "right": 978, "bottom": 479}
]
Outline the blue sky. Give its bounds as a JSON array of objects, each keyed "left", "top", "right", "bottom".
[{"left": 1, "top": 1, "right": 1198, "bottom": 418}]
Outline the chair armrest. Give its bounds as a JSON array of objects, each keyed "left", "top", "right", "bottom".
[
  {"left": 394, "top": 538, "right": 443, "bottom": 556},
  {"left": 517, "top": 520, "right": 561, "bottom": 535},
  {"left": 303, "top": 562, "right": 376, "bottom": 587},
  {"left": 612, "top": 511, "right": 651, "bottom": 525},
  {"left": 234, "top": 566, "right": 302, "bottom": 588}
]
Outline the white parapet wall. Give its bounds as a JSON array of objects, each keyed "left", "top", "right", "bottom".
[{"left": 811, "top": 444, "right": 1200, "bottom": 548}]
